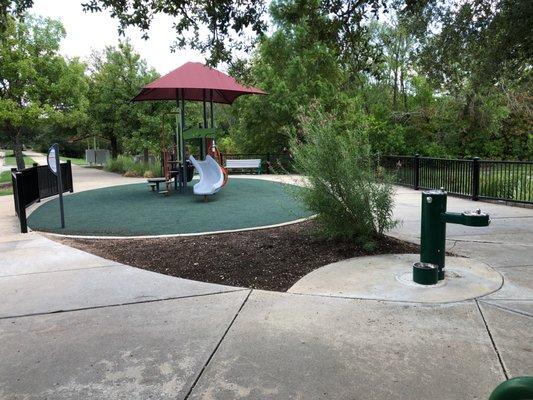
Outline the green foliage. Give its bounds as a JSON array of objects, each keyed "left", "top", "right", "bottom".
[
  {"left": 0, "top": 15, "right": 88, "bottom": 169},
  {"left": 0, "top": 0, "right": 33, "bottom": 32},
  {"left": 86, "top": 42, "right": 165, "bottom": 158},
  {"left": 228, "top": 15, "right": 348, "bottom": 154},
  {"left": 104, "top": 155, "right": 161, "bottom": 177},
  {"left": 0, "top": 170, "right": 13, "bottom": 196},
  {"left": 290, "top": 103, "right": 397, "bottom": 245},
  {"left": 228, "top": 0, "right": 532, "bottom": 161},
  {"left": 82, "top": 0, "right": 268, "bottom": 65},
  {"left": 0, "top": 187, "right": 13, "bottom": 196},
  {"left": 79, "top": 0, "right": 397, "bottom": 65},
  {"left": 481, "top": 169, "right": 533, "bottom": 203},
  {"left": 3, "top": 0, "right": 532, "bottom": 166},
  {"left": 61, "top": 156, "right": 87, "bottom": 166},
  {"left": 0, "top": 170, "right": 11, "bottom": 183}
]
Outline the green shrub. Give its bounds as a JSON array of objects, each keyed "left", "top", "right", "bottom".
[
  {"left": 104, "top": 155, "right": 161, "bottom": 177},
  {"left": 290, "top": 103, "right": 397, "bottom": 246},
  {"left": 481, "top": 169, "right": 532, "bottom": 202}
]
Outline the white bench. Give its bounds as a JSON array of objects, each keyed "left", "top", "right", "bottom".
[{"left": 225, "top": 159, "right": 262, "bottom": 174}]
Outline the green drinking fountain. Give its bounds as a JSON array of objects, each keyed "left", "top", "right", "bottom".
[{"left": 413, "top": 188, "right": 490, "bottom": 285}]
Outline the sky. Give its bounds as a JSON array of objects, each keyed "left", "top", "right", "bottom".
[{"left": 31, "top": 0, "right": 206, "bottom": 75}]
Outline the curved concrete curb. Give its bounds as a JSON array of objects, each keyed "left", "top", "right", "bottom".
[{"left": 35, "top": 215, "right": 317, "bottom": 240}]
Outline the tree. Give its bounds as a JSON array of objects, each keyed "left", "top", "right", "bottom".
[
  {"left": 82, "top": 0, "right": 268, "bottom": 65},
  {"left": 79, "top": 0, "right": 432, "bottom": 65},
  {"left": 418, "top": 0, "right": 532, "bottom": 158},
  {"left": 0, "top": 0, "right": 32, "bottom": 32},
  {"left": 228, "top": 25, "right": 347, "bottom": 153},
  {"left": 86, "top": 42, "right": 166, "bottom": 158},
  {"left": 0, "top": 15, "right": 87, "bottom": 169}
]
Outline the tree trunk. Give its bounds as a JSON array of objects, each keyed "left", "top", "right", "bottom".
[
  {"left": 143, "top": 148, "right": 149, "bottom": 163},
  {"left": 8, "top": 125, "right": 25, "bottom": 170},
  {"left": 400, "top": 67, "right": 408, "bottom": 112},
  {"left": 392, "top": 48, "right": 399, "bottom": 111},
  {"left": 393, "top": 67, "right": 398, "bottom": 111},
  {"left": 110, "top": 136, "right": 119, "bottom": 159}
]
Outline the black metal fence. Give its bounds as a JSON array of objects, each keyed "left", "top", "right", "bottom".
[
  {"left": 11, "top": 161, "right": 73, "bottom": 233},
  {"left": 379, "top": 155, "right": 533, "bottom": 204}
]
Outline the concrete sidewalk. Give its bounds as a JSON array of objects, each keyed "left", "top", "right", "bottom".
[{"left": 0, "top": 162, "right": 531, "bottom": 399}]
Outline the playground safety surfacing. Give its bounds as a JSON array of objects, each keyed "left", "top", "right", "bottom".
[{"left": 28, "top": 178, "right": 313, "bottom": 237}]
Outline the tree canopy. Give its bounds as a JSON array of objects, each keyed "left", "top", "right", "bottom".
[
  {"left": 0, "top": 15, "right": 87, "bottom": 169},
  {"left": 85, "top": 42, "right": 163, "bottom": 158},
  {"left": 225, "top": 0, "right": 532, "bottom": 160},
  {"left": 1, "top": 0, "right": 531, "bottom": 165}
]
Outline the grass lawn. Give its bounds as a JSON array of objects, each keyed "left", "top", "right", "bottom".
[
  {"left": 0, "top": 170, "right": 11, "bottom": 183},
  {"left": 0, "top": 187, "right": 13, "bottom": 196},
  {"left": 0, "top": 171, "right": 13, "bottom": 196},
  {"left": 3, "top": 152, "right": 36, "bottom": 167},
  {"left": 61, "top": 156, "right": 87, "bottom": 166}
]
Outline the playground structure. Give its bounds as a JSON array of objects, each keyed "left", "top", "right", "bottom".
[{"left": 132, "top": 62, "right": 265, "bottom": 199}]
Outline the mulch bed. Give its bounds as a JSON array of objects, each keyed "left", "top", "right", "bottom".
[{"left": 55, "top": 220, "right": 419, "bottom": 291}]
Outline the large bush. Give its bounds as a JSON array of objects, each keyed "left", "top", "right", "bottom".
[
  {"left": 290, "top": 104, "right": 397, "bottom": 246},
  {"left": 104, "top": 155, "right": 161, "bottom": 178}
]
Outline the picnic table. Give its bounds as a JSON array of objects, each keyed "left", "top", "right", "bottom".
[{"left": 147, "top": 178, "right": 171, "bottom": 195}]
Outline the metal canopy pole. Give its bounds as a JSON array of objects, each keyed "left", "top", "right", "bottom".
[
  {"left": 174, "top": 90, "right": 180, "bottom": 189},
  {"left": 210, "top": 89, "right": 214, "bottom": 129},
  {"left": 175, "top": 88, "right": 187, "bottom": 190},
  {"left": 202, "top": 88, "right": 208, "bottom": 158},
  {"left": 180, "top": 88, "right": 187, "bottom": 189}
]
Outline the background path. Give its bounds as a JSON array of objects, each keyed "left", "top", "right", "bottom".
[{"left": 0, "top": 157, "right": 531, "bottom": 399}]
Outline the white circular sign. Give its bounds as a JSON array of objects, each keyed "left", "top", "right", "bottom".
[{"left": 47, "top": 145, "right": 58, "bottom": 175}]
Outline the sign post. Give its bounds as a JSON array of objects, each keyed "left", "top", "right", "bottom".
[{"left": 47, "top": 143, "right": 65, "bottom": 229}]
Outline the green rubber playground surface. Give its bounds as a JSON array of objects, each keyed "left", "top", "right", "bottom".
[{"left": 28, "top": 178, "right": 312, "bottom": 236}]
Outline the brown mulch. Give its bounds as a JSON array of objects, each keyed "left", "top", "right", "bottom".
[{"left": 55, "top": 220, "right": 419, "bottom": 291}]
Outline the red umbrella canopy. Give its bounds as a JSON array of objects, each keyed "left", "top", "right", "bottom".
[{"left": 132, "top": 62, "right": 266, "bottom": 104}]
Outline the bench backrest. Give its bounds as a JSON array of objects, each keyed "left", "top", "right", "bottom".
[{"left": 225, "top": 159, "right": 261, "bottom": 168}]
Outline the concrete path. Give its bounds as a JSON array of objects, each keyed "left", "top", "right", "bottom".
[{"left": 0, "top": 159, "right": 532, "bottom": 399}]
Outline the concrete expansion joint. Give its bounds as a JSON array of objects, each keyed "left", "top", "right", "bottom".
[
  {"left": 0, "top": 288, "right": 249, "bottom": 321},
  {"left": 450, "top": 238, "right": 533, "bottom": 247},
  {"left": 184, "top": 289, "right": 253, "bottom": 400},
  {"left": 0, "top": 264, "right": 118, "bottom": 279},
  {"left": 478, "top": 300, "right": 533, "bottom": 318},
  {"left": 475, "top": 299, "right": 510, "bottom": 380},
  {"left": 285, "top": 289, "right": 485, "bottom": 306}
]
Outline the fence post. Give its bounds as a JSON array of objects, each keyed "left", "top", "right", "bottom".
[
  {"left": 66, "top": 160, "right": 74, "bottom": 192},
  {"left": 14, "top": 171, "right": 28, "bottom": 233},
  {"left": 414, "top": 154, "right": 420, "bottom": 190},
  {"left": 472, "top": 157, "right": 480, "bottom": 201},
  {"left": 267, "top": 153, "right": 272, "bottom": 174},
  {"left": 10, "top": 168, "right": 19, "bottom": 216}
]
